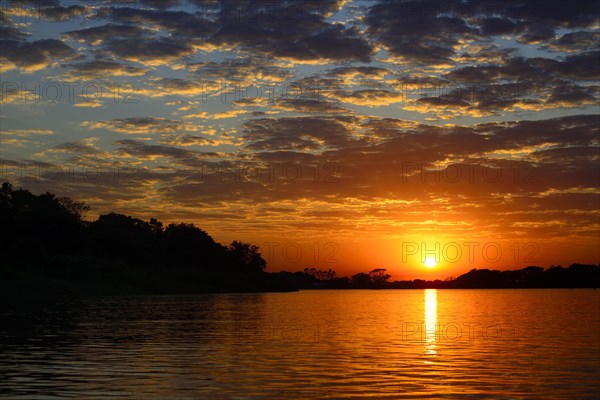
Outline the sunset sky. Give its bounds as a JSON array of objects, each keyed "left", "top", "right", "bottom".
[{"left": 1, "top": 0, "right": 599, "bottom": 279}]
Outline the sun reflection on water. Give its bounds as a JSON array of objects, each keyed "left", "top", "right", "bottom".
[{"left": 424, "top": 289, "right": 437, "bottom": 361}]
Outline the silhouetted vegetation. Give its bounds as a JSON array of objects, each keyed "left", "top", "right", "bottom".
[
  {"left": 444, "top": 265, "right": 600, "bottom": 289},
  {"left": 2, "top": 183, "right": 598, "bottom": 298},
  {"left": 277, "top": 265, "right": 600, "bottom": 290},
  {"left": 0, "top": 183, "right": 295, "bottom": 296}
]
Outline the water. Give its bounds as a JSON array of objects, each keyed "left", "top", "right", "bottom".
[{"left": 1, "top": 289, "right": 599, "bottom": 399}]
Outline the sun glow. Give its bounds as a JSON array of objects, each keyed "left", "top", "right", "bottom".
[{"left": 424, "top": 256, "right": 437, "bottom": 268}]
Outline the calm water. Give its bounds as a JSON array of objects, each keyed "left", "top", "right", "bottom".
[{"left": 1, "top": 289, "right": 599, "bottom": 399}]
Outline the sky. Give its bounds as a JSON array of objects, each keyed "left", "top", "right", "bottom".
[{"left": 1, "top": 0, "right": 599, "bottom": 280}]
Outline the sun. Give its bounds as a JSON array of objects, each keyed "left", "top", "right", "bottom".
[{"left": 424, "top": 256, "right": 437, "bottom": 268}]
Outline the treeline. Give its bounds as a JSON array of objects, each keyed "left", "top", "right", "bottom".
[
  {"left": 0, "top": 183, "right": 295, "bottom": 295},
  {"left": 277, "top": 265, "right": 600, "bottom": 289},
  {"left": 277, "top": 267, "right": 393, "bottom": 289}
]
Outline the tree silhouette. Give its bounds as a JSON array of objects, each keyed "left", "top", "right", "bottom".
[
  {"left": 57, "top": 197, "right": 90, "bottom": 222},
  {"left": 369, "top": 268, "right": 391, "bottom": 286},
  {"left": 303, "top": 267, "right": 336, "bottom": 280},
  {"left": 163, "top": 223, "right": 226, "bottom": 268},
  {"left": 1, "top": 183, "right": 86, "bottom": 261},
  {"left": 351, "top": 272, "right": 371, "bottom": 287},
  {"left": 228, "top": 241, "right": 267, "bottom": 272}
]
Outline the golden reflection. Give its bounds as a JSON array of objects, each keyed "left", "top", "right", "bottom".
[{"left": 424, "top": 289, "right": 437, "bottom": 360}]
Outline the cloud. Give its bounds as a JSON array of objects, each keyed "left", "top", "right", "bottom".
[
  {"left": 107, "top": 6, "right": 216, "bottom": 37},
  {"left": 48, "top": 139, "right": 102, "bottom": 156},
  {"left": 209, "top": 2, "right": 373, "bottom": 62},
  {"left": 62, "top": 60, "right": 148, "bottom": 80},
  {"left": 406, "top": 52, "right": 600, "bottom": 115},
  {"left": 115, "top": 139, "right": 218, "bottom": 165},
  {"left": 365, "top": 1, "right": 480, "bottom": 66},
  {"left": 137, "top": 77, "right": 207, "bottom": 97},
  {"left": 82, "top": 117, "right": 199, "bottom": 134},
  {"left": 139, "top": 0, "right": 181, "bottom": 9},
  {"left": 0, "top": 38, "right": 75, "bottom": 72},
  {"left": 64, "top": 24, "right": 148, "bottom": 45},
  {"left": 187, "top": 58, "right": 293, "bottom": 83},
  {"left": 0, "top": 129, "right": 54, "bottom": 148},
  {"left": 1, "top": 129, "right": 54, "bottom": 136},
  {"left": 365, "top": 0, "right": 599, "bottom": 65},
  {"left": 0, "top": 23, "right": 28, "bottom": 41},
  {"left": 271, "top": 98, "right": 350, "bottom": 114},
  {"left": 542, "top": 31, "right": 600, "bottom": 53},
  {"left": 100, "top": 37, "right": 196, "bottom": 66},
  {"left": 333, "top": 89, "right": 406, "bottom": 107},
  {"left": 158, "top": 134, "right": 214, "bottom": 147},
  {"left": 182, "top": 109, "right": 247, "bottom": 120},
  {"left": 243, "top": 116, "right": 356, "bottom": 151},
  {"left": 38, "top": 138, "right": 112, "bottom": 165}
]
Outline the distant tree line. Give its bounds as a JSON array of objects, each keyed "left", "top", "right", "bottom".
[{"left": 278, "top": 264, "right": 600, "bottom": 289}]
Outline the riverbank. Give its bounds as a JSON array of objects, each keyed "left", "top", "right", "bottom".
[{"left": 0, "top": 261, "right": 298, "bottom": 299}]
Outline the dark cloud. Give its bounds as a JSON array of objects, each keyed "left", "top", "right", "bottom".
[
  {"left": 112, "top": 0, "right": 346, "bottom": 58},
  {"left": 108, "top": 7, "right": 216, "bottom": 37},
  {"left": 478, "top": 17, "right": 520, "bottom": 36},
  {"left": 159, "top": 134, "right": 214, "bottom": 147},
  {"left": 545, "top": 83, "right": 598, "bottom": 108},
  {"left": 115, "top": 139, "right": 217, "bottom": 165},
  {"left": 517, "top": 23, "right": 556, "bottom": 44},
  {"left": 511, "top": 0, "right": 599, "bottom": 29},
  {"left": 333, "top": 89, "right": 405, "bottom": 106},
  {"left": 365, "top": 1, "right": 479, "bottom": 65},
  {"left": 326, "top": 66, "right": 391, "bottom": 79},
  {"left": 50, "top": 140, "right": 101, "bottom": 156},
  {"left": 271, "top": 98, "right": 350, "bottom": 114},
  {"left": 189, "top": 0, "right": 349, "bottom": 19},
  {"left": 139, "top": 0, "right": 181, "bottom": 8},
  {"left": 3, "top": 0, "right": 60, "bottom": 7},
  {"left": 64, "top": 24, "right": 148, "bottom": 44},
  {"left": 365, "top": 0, "right": 600, "bottom": 64},
  {"left": 188, "top": 58, "right": 292, "bottom": 82},
  {"left": 0, "top": 26, "right": 27, "bottom": 41},
  {"left": 101, "top": 37, "right": 196, "bottom": 65},
  {"left": 553, "top": 51, "right": 600, "bottom": 81},
  {"left": 82, "top": 117, "right": 199, "bottom": 134},
  {"left": 0, "top": 38, "right": 75, "bottom": 71},
  {"left": 472, "top": 114, "right": 599, "bottom": 150},
  {"left": 139, "top": 77, "right": 206, "bottom": 97},
  {"left": 416, "top": 52, "right": 600, "bottom": 114},
  {"left": 209, "top": 1, "right": 372, "bottom": 62},
  {"left": 532, "top": 146, "right": 599, "bottom": 163},
  {"left": 36, "top": 4, "right": 87, "bottom": 21},
  {"left": 243, "top": 116, "right": 355, "bottom": 151},
  {"left": 63, "top": 60, "right": 147, "bottom": 79},
  {"left": 542, "top": 31, "right": 600, "bottom": 53},
  {"left": 446, "top": 53, "right": 600, "bottom": 84}
]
